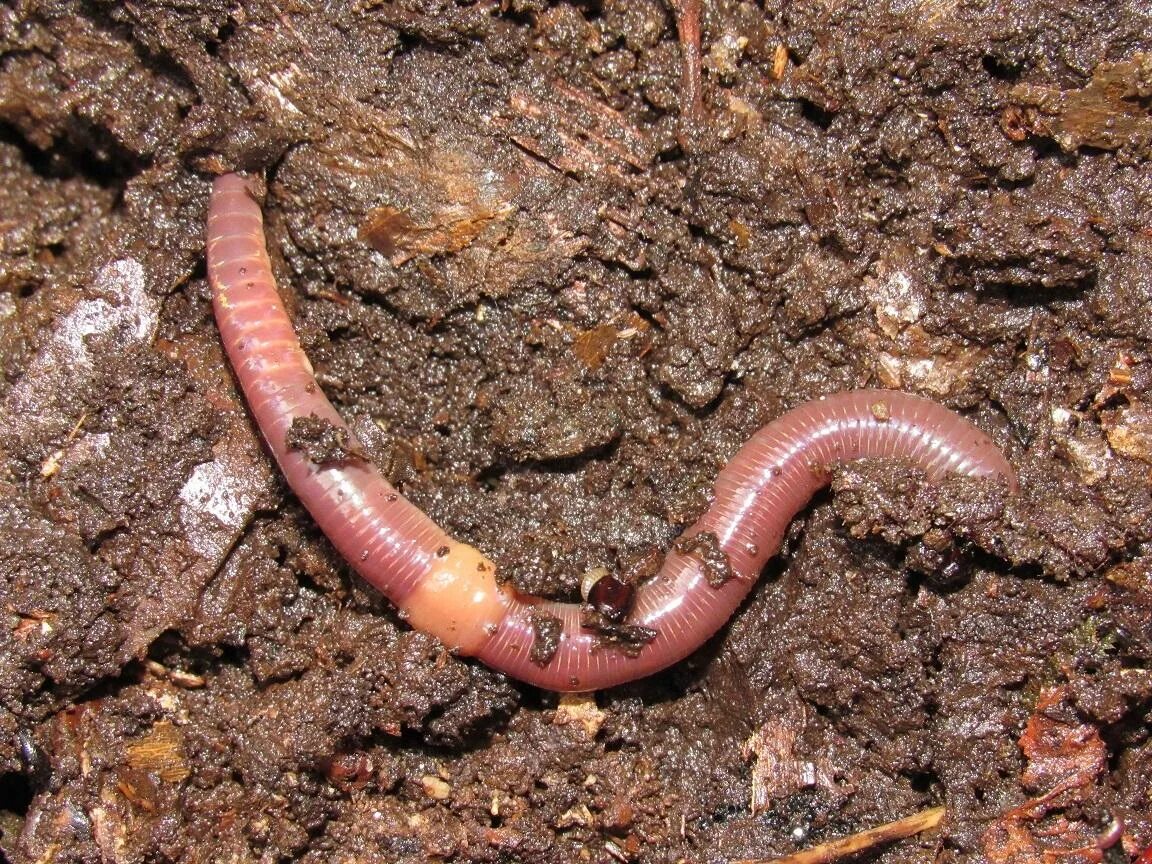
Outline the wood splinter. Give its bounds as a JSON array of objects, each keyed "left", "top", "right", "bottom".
[{"left": 731, "top": 806, "right": 945, "bottom": 864}]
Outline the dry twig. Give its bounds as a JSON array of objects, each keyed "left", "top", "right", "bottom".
[{"left": 731, "top": 806, "right": 945, "bottom": 864}]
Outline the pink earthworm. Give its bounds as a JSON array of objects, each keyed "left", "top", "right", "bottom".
[{"left": 206, "top": 172, "right": 1017, "bottom": 692}]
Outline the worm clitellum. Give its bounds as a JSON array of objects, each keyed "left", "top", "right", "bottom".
[{"left": 206, "top": 173, "right": 1016, "bottom": 691}]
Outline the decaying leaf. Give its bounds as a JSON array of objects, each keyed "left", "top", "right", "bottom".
[
  {"left": 1006, "top": 52, "right": 1152, "bottom": 154},
  {"left": 573, "top": 324, "right": 619, "bottom": 371},
  {"left": 742, "top": 707, "right": 842, "bottom": 815},
  {"left": 981, "top": 687, "right": 1119, "bottom": 864},
  {"left": 361, "top": 201, "right": 514, "bottom": 265},
  {"left": 124, "top": 720, "right": 189, "bottom": 784}
]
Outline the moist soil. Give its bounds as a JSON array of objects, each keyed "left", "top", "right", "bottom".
[{"left": 1, "top": 3, "right": 1150, "bottom": 862}]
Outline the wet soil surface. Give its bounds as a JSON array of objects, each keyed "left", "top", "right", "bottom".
[{"left": 1, "top": 2, "right": 1151, "bottom": 862}]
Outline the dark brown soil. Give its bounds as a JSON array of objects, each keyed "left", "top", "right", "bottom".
[{"left": 1, "top": 2, "right": 1150, "bottom": 862}]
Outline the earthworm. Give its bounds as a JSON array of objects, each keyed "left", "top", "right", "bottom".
[{"left": 206, "top": 172, "right": 1016, "bottom": 692}]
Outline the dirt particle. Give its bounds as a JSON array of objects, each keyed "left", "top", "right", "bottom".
[
  {"left": 554, "top": 803, "right": 595, "bottom": 829},
  {"left": 672, "top": 530, "right": 733, "bottom": 587},
  {"left": 552, "top": 692, "right": 605, "bottom": 737},
  {"left": 529, "top": 610, "right": 563, "bottom": 666},
  {"left": 1103, "top": 405, "right": 1152, "bottom": 462},
  {"left": 285, "top": 414, "right": 366, "bottom": 464},
  {"left": 421, "top": 774, "right": 452, "bottom": 801},
  {"left": 579, "top": 611, "right": 658, "bottom": 657},
  {"left": 601, "top": 797, "right": 635, "bottom": 834}
]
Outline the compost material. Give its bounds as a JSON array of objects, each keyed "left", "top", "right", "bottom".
[{"left": 1, "top": 2, "right": 1149, "bottom": 862}]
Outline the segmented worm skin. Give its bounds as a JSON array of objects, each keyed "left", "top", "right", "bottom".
[{"left": 207, "top": 173, "right": 1017, "bottom": 692}]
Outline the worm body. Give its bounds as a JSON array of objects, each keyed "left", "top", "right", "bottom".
[{"left": 206, "top": 173, "right": 1016, "bottom": 691}]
